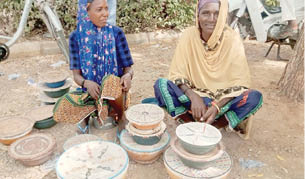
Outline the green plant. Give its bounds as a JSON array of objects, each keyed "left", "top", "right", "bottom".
[
  {"left": 0, "top": 0, "right": 196, "bottom": 36},
  {"left": 117, "top": 0, "right": 196, "bottom": 33},
  {"left": 0, "top": 0, "right": 42, "bottom": 35}
]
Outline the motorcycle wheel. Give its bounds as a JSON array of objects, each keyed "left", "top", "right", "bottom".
[{"left": 0, "top": 43, "right": 9, "bottom": 62}]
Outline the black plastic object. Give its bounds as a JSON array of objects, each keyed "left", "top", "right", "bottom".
[{"left": 0, "top": 43, "right": 9, "bottom": 62}]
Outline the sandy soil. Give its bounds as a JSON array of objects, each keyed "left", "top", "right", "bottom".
[{"left": 0, "top": 38, "right": 303, "bottom": 179}]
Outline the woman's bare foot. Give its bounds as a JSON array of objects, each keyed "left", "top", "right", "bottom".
[{"left": 76, "top": 117, "right": 90, "bottom": 134}]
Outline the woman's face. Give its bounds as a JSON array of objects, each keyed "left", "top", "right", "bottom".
[
  {"left": 198, "top": 3, "right": 219, "bottom": 38},
  {"left": 87, "top": 0, "right": 109, "bottom": 28}
]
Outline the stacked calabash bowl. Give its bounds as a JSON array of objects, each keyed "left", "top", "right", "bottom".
[
  {"left": 39, "top": 71, "right": 71, "bottom": 105},
  {"left": 120, "top": 104, "right": 170, "bottom": 164},
  {"left": 164, "top": 122, "right": 233, "bottom": 179},
  {"left": 26, "top": 105, "right": 57, "bottom": 129},
  {"left": 0, "top": 116, "right": 34, "bottom": 145}
]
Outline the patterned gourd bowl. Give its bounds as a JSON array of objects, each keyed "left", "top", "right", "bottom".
[
  {"left": 40, "top": 71, "right": 67, "bottom": 88},
  {"left": 120, "top": 129, "right": 170, "bottom": 164},
  {"left": 126, "top": 121, "right": 166, "bottom": 146},
  {"left": 0, "top": 116, "right": 34, "bottom": 145},
  {"left": 8, "top": 134, "right": 56, "bottom": 166},
  {"left": 39, "top": 78, "right": 72, "bottom": 98},
  {"left": 43, "top": 88, "right": 70, "bottom": 98},
  {"left": 26, "top": 105, "right": 56, "bottom": 129},
  {"left": 34, "top": 117, "right": 57, "bottom": 129},
  {"left": 176, "top": 122, "right": 222, "bottom": 155},
  {"left": 171, "top": 137, "right": 225, "bottom": 169},
  {"left": 164, "top": 147, "right": 232, "bottom": 179},
  {"left": 56, "top": 140, "right": 129, "bottom": 179},
  {"left": 126, "top": 104, "right": 164, "bottom": 130},
  {"left": 45, "top": 79, "right": 66, "bottom": 88}
]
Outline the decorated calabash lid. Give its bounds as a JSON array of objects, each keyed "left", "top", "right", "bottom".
[
  {"left": 40, "top": 71, "right": 68, "bottom": 84},
  {"left": 63, "top": 134, "right": 102, "bottom": 151},
  {"left": 164, "top": 147, "right": 232, "bottom": 178},
  {"left": 9, "top": 133, "right": 56, "bottom": 160},
  {"left": 176, "top": 122, "right": 222, "bottom": 147},
  {"left": 26, "top": 105, "right": 54, "bottom": 122},
  {"left": 56, "top": 141, "right": 129, "bottom": 179},
  {"left": 126, "top": 104, "right": 164, "bottom": 127},
  {"left": 0, "top": 116, "right": 34, "bottom": 140},
  {"left": 120, "top": 129, "right": 170, "bottom": 153},
  {"left": 38, "top": 78, "right": 72, "bottom": 92}
]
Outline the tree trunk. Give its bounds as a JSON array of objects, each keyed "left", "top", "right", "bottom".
[{"left": 278, "top": 25, "right": 304, "bottom": 102}]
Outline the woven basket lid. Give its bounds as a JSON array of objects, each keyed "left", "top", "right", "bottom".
[
  {"left": 38, "top": 78, "right": 72, "bottom": 92},
  {"left": 39, "top": 71, "right": 68, "bottom": 83},
  {"left": 120, "top": 129, "right": 170, "bottom": 153},
  {"left": 164, "top": 147, "right": 232, "bottom": 178},
  {"left": 171, "top": 137, "right": 224, "bottom": 162},
  {"left": 56, "top": 141, "right": 129, "bottom": 179},
  {"left": 126, "top": 121, "right": 166, "bottom": 137},
  {"left": 63, "top": 134, "right": 102, "bottom": 151},
  {"left": 26, "top": 105, "right": 54, "bottom": 122},
  {"left": 126, "top": 104, "right": 164, "bottom": 126},
  {"left": 176, "top": 122, "right": 222, "bottom": 147},
  {"left": 0, "top": 116, "right": 34, "bottom": 140},
  {"left": 9, "top": 133, "right": 56, "bottom": 160}
]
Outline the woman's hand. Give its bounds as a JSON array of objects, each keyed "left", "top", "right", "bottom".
[
  {"left": 120, "top": 73, "right": 132, "bottom": 92},
  {"left": 187, "top": 91, "right": 207, "bottom": 120},
  {"left": 84, "top": 80, "right": 100, "bottom": 100},
  {"left": 202, "top": 106, "right": 218, "bottom": 124}
]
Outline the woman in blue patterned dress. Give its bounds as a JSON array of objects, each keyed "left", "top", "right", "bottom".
[{"left": 69, "top": 0, "right": 133, "bottom": 133}]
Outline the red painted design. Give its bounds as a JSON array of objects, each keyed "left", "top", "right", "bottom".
[{"left": 237, "top": 90, "right": 251, "bottom": 107}]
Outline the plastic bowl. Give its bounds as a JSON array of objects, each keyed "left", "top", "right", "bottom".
[
  {"left": 45, "top": 79, "right": 66, "bottom": 88},
  {"left": 43, "top": 87, "right": 70, "bottom": 98},
  {"left": 34, "top": 117, "right": 57, "bottom": 129},
  {"left": 141, "top": 97, "right": 159, "bottom": 105},
  {"left": 176, "top": 122, "right": 222, "bottom": 155}
]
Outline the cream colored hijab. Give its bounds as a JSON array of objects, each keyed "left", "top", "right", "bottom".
[{"left": 168, "top": 0, "right": 251, "bottom": 101}]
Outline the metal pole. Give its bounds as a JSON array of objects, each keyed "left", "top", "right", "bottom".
[
  {"left": 5, "top": 0, "right": 34, "bottom": 47},
  {"left": 43, "top": 5, "right": 63, "bottom": 31}
]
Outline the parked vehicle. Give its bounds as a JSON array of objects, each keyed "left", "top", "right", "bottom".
[
  {"left": 0, "top": 0, "right": 69, "bottom": 62},
  {"left": 228, "top": 0, "right": 304, "bottom": 42}
]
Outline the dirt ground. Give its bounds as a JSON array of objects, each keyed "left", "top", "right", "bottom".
[{"left": 0, "top": 38, "right": 303, "bottom": 179}]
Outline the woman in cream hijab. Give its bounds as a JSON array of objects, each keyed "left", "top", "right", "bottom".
[{"left": 154, "top": 0, "right": 263, "bottom": 137}]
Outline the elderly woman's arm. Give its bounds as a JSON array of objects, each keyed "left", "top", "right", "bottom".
[
  {"left": 203, "top": 97, "right": 233, "bottom": 124},
  {"left": 179, "top": 84, "right": 207, "bottom": 120},
  {"left": 180, "top": 84, "right": 233, "bottom": 123},
  {"left": 72, "top": 70, "right": 100, "bottom": 100},
  {"left": 120, "top": 67, "right": 133, "bottom": 92}
]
